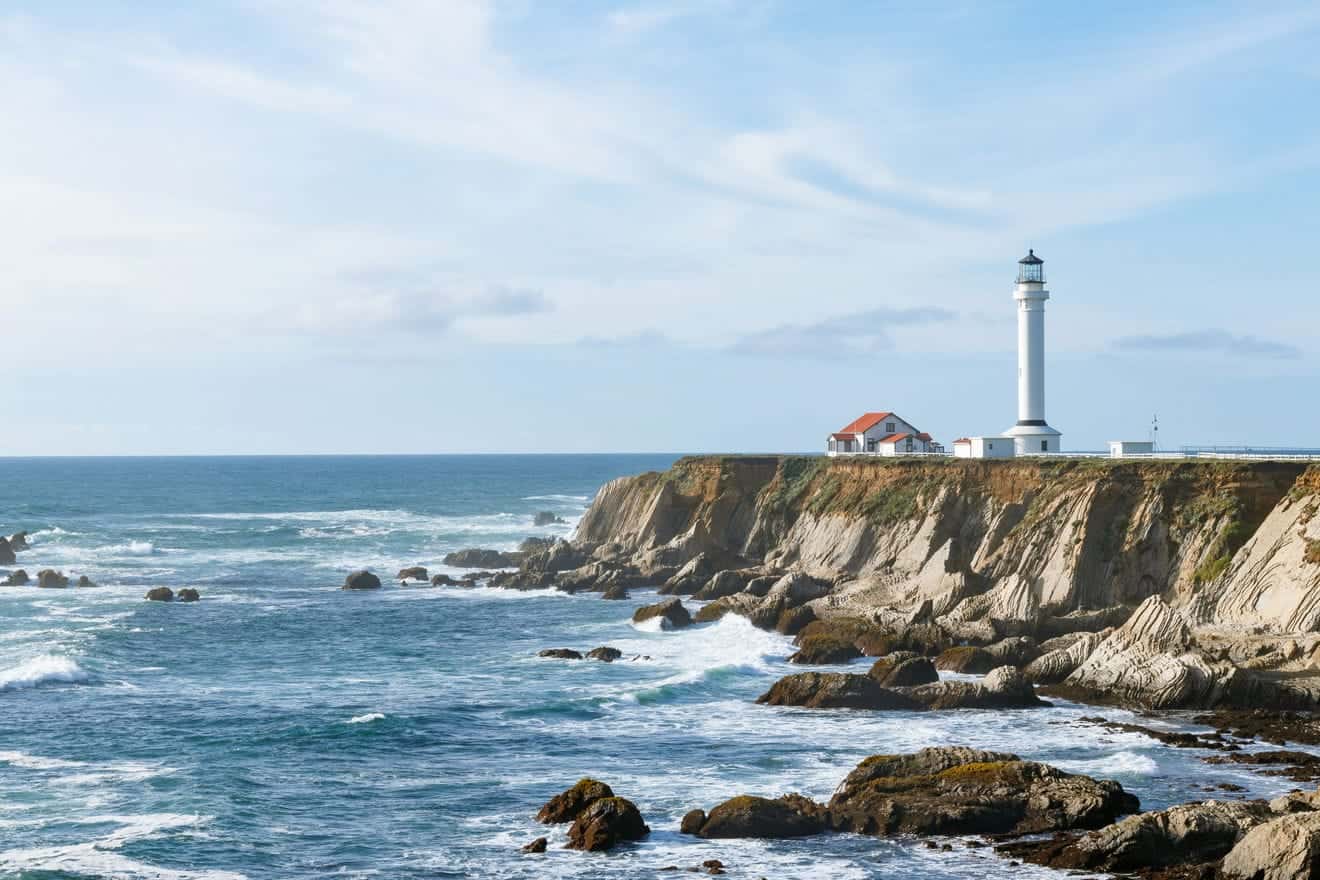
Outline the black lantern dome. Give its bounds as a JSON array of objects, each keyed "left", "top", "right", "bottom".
[{"left": 1017, "top": 248, "right": 1044, "bottom": 283}]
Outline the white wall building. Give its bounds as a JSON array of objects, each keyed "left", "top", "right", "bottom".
[
  {"left": 1003, "top": 250, "right": 1063, "bottom": 455},
  {"left": 1109, "top": 440, "right": 1154, "bottom": 458},
  {"left": 826, "top": 412, "right": 940, "bottom": 456},
  {"left": 953, "top": 437, "right": 1016, "bottom": 459}
]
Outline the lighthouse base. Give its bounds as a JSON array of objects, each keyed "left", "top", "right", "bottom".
[{"left": 1003, "top": 422, "right": 1062, "bottom": 455}]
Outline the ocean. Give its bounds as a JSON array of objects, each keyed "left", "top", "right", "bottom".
[{"left": 0, "top": 454, "right": 1305, "bottom": 879}]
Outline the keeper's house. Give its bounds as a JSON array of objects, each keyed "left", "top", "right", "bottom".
[{"left": 826, "top": 412, "right": 941, "bottom": 456}]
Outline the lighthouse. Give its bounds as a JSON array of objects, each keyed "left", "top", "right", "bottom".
[{"left": 1003, "top": 249, "right": 1062, "bottom": 454}]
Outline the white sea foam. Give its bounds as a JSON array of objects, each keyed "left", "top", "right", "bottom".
[
  {"left": 0, "top": 813, "right": 246, "bottom": 880},
  {"left": 0, "top": 655, "right": 90, "bottom": 692},
  {"left": 1055, "top": 750, "right": 1161, "bottom": 777},
  {"left": 347, "top": 712, "right": 385, "bottom": 724},
  {"left": 0, "top": 750, "right": 86, "bottom": 771},
  {"left": 523, "top": 494, "right": 590, "bottom": 503}
]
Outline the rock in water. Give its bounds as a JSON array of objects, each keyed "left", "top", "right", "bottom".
[
  {"left": 586, "top": 646, "right": 622, "bottom": 662},
  {"left": 693, "top": 794, "right": 824, "bottom": 839},
  {"left": 537, "top": 778, "right": 615, "bottom": 824},
  {"left": 566, "top": 796, "right": 649, "bottom": 851},
  {"left": 934, "top": 646, "right": 996, "bottom": 674},
  {"left": 632, "top": 597, "right": 692, "bottom": 630},
  {"left": 396, "top": 566, "right": 428, "bottom": 582},
  {"left": 756, "top": 672, "right": 923, "bottom": 711},
  {"left": 443, "top": 548, "right": 522, "bottom": 569},
  {"left": 9, "top": 531, "right": 30, "bottom": 551},
  {"left": 826, "top": 746, "right": 1139, "bottom": 836},
  {"left": 538, "top": 648, "right": 583, "bottom": 660},
  {"left": 868, "top": 654, "right": 939, "bottom": 688},
  {"left": 694, "top": 570, "right": 749, "bottom": 601},
  {"left": 1221, "top": 810, "right": 1320, "bottom": 880},
  {"left": 680, "top": 809, "right": 707, "bottom": 835},
  {"left": 37, "top": 570, "right": 69, "bottom": 589},
  {"left": 76, "top": 576, "right": 98, "bottom": 588},
  {"left": 533, "top": 511, "right": 565, "bottom": 526},
  {"left": 429, "top": 574, "right": 457, "bottom": 586},
  {"left": 3, "top": 569, "right": 29, "bottom": 586},
  {"left": 521, "top": 837, "right": 547, "bottom": 854},
  {"left": 600, "top": 583, "right": 630, "bottom": 600},
  {"left": 0, "top": 538, "right": 14, "bottom": 566},
  {"left": 905, "top": 666, "right": 1047, "bottom": 710},
  {"left": 145, "top": 587, "right": 175, "bottom": 602},
  {"left": 177, "top": 588, "right": 200, "bottom": 602},
  {"left": 342, "top": 570, "right": 382, "bottom": 591}
]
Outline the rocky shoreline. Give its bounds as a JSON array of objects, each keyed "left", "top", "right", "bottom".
[{"left": 428, "top": 455, "right": 1320, "bottom": 876}]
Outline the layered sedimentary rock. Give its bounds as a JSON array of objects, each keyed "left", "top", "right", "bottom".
[{"left": 501, "top": 456, "right": 1320, "bottom": 708}]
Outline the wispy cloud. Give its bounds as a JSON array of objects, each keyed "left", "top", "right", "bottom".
[
  {"left": 283, "top": 284, "right": 551, "bottom": 335},
  {"left": 729, "top": 307, "right": 957, "bottom": 359},
  {"left": 1113, "top": 329, "right": 1301, "bottom": 360}
]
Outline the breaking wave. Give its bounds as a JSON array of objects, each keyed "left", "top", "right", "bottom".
[{"left": 0, "top": 655, "right": 91, "bottom": 692}]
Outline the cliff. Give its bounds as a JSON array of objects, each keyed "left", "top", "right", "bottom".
[{"left": 505, "top": 455, "right": 1320, "bottom": 708}]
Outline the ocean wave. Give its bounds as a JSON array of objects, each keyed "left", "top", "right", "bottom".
[
  {"left": 0, "top": 750, "right": 86, "bottom": 771},
  {"left": 28, "top": 526, "right": 73, "bottom": 541},
  {"left": 0, "top": 813, "right": 245, "bottom": 880},
  {"left": 0, "top": 655, "right": 90, "bottom": 692},
  {"left": 347, "top": 712, "right": 386, "bottom": 724},
  {"left": 1054, "top": 750, "right": 1160, "bottom": 777},
  {"left": 523, "top": 494, "right": 590, "bottom": 503}
]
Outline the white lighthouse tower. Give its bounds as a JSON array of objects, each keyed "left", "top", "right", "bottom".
[{"left": 1003, "top": 249, "right": 1062, "bottom": 454}]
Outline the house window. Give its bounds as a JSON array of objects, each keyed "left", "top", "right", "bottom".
[
  {"left": 905, "top": 437, "right": 914, "bottom": 452},
  {"left": 867, "top": 440, "right": 877, "bottom": 452},
  {"left": 1041, "top": 440, "right": 1048, "bottom": 452},
  {"left": 886, "top": 422, "right": 896, "bottom": 433},
  {"left": 987, "top": 441, "right": 994, "bottom": 450}
]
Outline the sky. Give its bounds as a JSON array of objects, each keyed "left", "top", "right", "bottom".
[{"left": 2, "top": 0, "right": 1318, "bottom": 455}]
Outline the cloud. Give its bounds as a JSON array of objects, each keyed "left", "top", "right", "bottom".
[
  {"left": 1113, "top": 329, "right": 1301, "bottom": 360},
  {"left": 283, "top": 284, "right": 552, "bottom": 335},
  {"left": 729, "top": 307, "right": 957, "bottom": 359}
]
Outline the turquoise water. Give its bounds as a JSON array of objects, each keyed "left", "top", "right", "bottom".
[{"left": 0, "top": 455, "right": 1306, "bottom": 879}]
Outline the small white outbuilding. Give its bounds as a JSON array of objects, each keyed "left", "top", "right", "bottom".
[
  {"left": 1108, "top": 440, "right": 1154, "bottom": 458},
  {"left": 952, "top": 437, "right": 1016, "bottom": 459}
]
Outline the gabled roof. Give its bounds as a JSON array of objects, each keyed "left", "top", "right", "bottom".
[
  {"left": 953, "top": 438, "right": 971, "bottom": 444},
  {"left": 829, "top": 433, "right": 857, "bottom": 441},
  {"left": 879, "top": 432, "right": 910, "bottom": 444},
  {"left": 916, "top": 432, "right": 933, "bottom": 441},
  {"left": 837, "top": 412, "right": 894, "bottom": 434}
]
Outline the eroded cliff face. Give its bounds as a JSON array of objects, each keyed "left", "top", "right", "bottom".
[
  {"left": 506, "top": 456, "right": 1320, "bottom": 708},
  {"left": 574, "top": 456, "right": 1310, "bottom": 625}
]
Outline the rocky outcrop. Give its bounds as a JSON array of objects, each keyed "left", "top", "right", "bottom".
[
  {"left": 632, "top": 598, "right": 692, "bottom": 630},
  {"left": 342, "top": 570, "right": 382, "bottom": 591},
  {"left": 1001, "top": 799, "right": 1273, "bottom": 873},
  {"left": 0, "top": 538, "right": 14, "bottom": 566},
  {"left": 758, "top": 665, "right": 1045, "bottom": 711},
  {"left": 867, "top": 653, "right": 939, "bottom": 688},
  {"left": 586, "top": 646, "right": 622, "bottom": 662},
  {"left": 37, "top": 570, "right": 69, "bottom": 589},
  {"left": 537, "top": 778, "right": 615, "bottom": 824},
  {"left": 566, "top": 796, "right": 649, "bottom": 851},
  {"left": 934, "top": 646, "right": 995, "bottom": 674},
  {"left": 444, "top": 548, "right": 522, "bottom": 569},
  {"left": 689, "top": 795, "right": 824, "bottom": 839},
  {"left": 904, "top": 665, "right": 1047, "bottom": 709},
  {"left": 521, "top": 837, "right": 547, "bottom": 854},
  {"left": 486, "top": 456, "right": 1320, "bottom": 708},
  {"left": 535, "top": 779, "right": 647, "bottom": 852},
  {"left": 1061, "top": 596, "right": 1227, "bottom": 708},
  {"left": 825, "top": 746, "right": 1138, "bottom": 836},
  {"left": 177, "top": 588, "right": 200, "bottom": 602},
  {"left": 145, "top": 587, "right": 174, "bottom": 601},
  {"left": 396, "top": 566, "right": 428, "bottom": 582},
  {"left": 533, "top": 511, "right": 566, "bottom": 526},
  {"left": 9, "top": 531, "right": 29, "bottom": 551},
  {"left": 1221, "top": 811, "right": 1320, "bottom": 880},
  {"left": 756, "top": 673, "right": 923, "bottom": 711},
  {"left": 3, "top": 569, "right": 29, "bottom": 586},
  {"left": 539, "top": 648, "right": 583, "bottom": 660}
]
